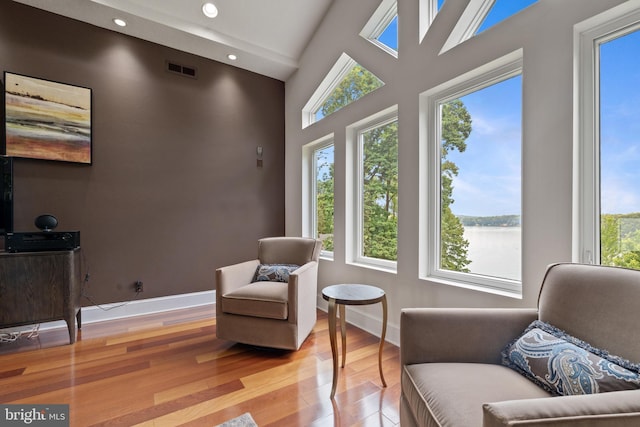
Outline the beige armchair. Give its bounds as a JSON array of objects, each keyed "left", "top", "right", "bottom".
[
  {"left": 400, "top": 263, "right": 640, "bottom": 426},
  {"left": 215, "top": 237, "right": 322, "bottom": 350}
]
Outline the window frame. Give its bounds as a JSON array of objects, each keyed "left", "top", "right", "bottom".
[
  {"left": 419, "top": 50, "right": 523, "bottom": 296},
  {"left": 574, "top": 5, "right": 640, "bottom": 266},
  {"left": 439, "top": 0, "right": 538, "bottom": 54},
  {"left": 301, "top": 53, "right": 384, "bottom": 129},
  {"left": 419, "top": 0, "right": 441, "bottom": 43},
  {"left": 346, "top": 106, "right": 399, "bottom": 273},
  {"left": 301, "top": 54, "right": 356, "bottom": 129},
  {"left": 303, "top": 134, "right": 335, "bottom": 259},
  {"left": 360, "top": 0, "right": 398, "bottom": 57}
]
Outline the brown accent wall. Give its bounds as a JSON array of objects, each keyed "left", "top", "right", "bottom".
[{"left": 0, "top": 2, "right": 285, "bottom": 304}]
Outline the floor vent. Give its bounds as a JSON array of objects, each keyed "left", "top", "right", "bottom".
[{"left": 166, "top": 60, "right": 198, "bottom": 79}]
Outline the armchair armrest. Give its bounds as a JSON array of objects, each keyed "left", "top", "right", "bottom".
[
  {"left": 215, "top": 259, "right": 260, "bottom": 303},
  {"left": 483, "top": 389, "right": 640, "bottom": 426},
  {"left": 400, "top": 308, "right": 538, "bottom": 365},
  {"left": 287, "top": 261, "right": 318, "bottom": 323}
]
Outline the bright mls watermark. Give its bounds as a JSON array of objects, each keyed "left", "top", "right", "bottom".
[{"left": 1, "top": 405, "right": 69, "bottom": 426}]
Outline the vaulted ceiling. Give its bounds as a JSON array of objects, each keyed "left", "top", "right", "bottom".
[{"left": 12, "top": 0, "right": 334, "bottom": 81}]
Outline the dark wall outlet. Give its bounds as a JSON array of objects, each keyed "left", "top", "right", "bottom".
[{"left": 134, "top": 280, "right": 143, "bottom": 293}]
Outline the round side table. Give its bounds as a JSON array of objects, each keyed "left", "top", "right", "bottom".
[{"left": 322, "top": 284, "right": 387, "bottom": 399}]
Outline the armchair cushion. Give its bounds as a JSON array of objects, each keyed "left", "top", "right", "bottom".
[
  {"left": 502, "top": 320, "right": 640, "bottom": 396},
  {"left": 252, "top": 263, "right": 300, "bottom": 283},
  {"left": 221, "top": 281, "right": 288, "bottom": 320}
]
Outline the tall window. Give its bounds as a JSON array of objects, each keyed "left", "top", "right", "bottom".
[
  {"left": 347, "top": 109, "right": 399, "bottom": 271},
  {"left": 576, "top": 7, "right": 640, "bottom": 271},
  {"left": 422, "top": 51, "right": 522, "bottom": 293},
  {"left": 359, "top": 118, "right": 398, "bottom": 263},
  {"left": 600, "top": 30, "right": 640, "bottom": 269},
  {"left": 314, "top": 144, "right": 335, "bottom": 253}
]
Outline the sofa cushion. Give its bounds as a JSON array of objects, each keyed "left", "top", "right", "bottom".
[
  {"left": 252, "top": 264, "right": 299, "bottom": 283},
  {"left": 221, "top": 281, "right": 288, "bottom": 320},
  {"left": 502, "top": 320, "right": 640, "bottom": 396},
  {"left": 403, "top": 363, "right": 550, "bottom": 427}
]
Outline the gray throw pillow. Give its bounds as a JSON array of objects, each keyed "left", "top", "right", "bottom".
[
  {"left": 502, "top": 320, "right": 640, "bottom": 396},
  {"left": 252, "top": 264, "right": 300, "bottom": 283}
]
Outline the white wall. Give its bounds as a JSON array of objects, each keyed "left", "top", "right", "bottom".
[{"left": 285, "top": 0, "right": 630, "bottom": 344}]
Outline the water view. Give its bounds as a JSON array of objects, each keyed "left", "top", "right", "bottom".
[{"left": 463, "top": 226, "right": 521, "bottom": 281}]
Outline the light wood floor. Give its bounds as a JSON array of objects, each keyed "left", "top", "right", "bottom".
[{"left": 0, "top": 305, "right": 400, "bottom": 426}]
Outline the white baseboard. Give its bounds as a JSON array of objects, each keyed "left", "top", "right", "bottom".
[
  {"left": 37, "top": 290, "right": 216, "bottom": 331},
  {"left": 23, "top": 291, "right": 399, "bottom": 348}
]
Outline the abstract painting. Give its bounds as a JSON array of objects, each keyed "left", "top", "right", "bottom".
[{"left": 3, "top": 72, "right": 92, "bottom": 164}]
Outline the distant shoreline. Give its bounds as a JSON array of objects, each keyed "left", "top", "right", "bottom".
[{"left": 458, "top": 214, "right": 520, "bottom": 227}]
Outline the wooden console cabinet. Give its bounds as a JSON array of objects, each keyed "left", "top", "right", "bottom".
[{"left": 0, "top": 249, "right": 82, "bottom": 344}]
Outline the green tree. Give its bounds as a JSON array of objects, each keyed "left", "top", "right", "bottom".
[
  {"left": 316, "top": 157, "right": 334, "bottom": 251},
  {"left": 440, "top": 100, "right": 473, "bottom": 272},
  {"left": 601, "top": 213, "right": 640, "bottom": 269},
  {"left": 320, "top": 65, "right": 383, "bottom": 118},
  {"left": 601, "top": 214, "right": 621, "bottom": 266},
  {"left": 362, "top": 121, "right": 398, "bottom": 260}
]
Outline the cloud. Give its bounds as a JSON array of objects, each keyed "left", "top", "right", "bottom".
[
  {"left": 601, "top": 174, "right": 640, "bottom": 214},
  {"left": 450, "top": 172, "right": 521, "bottom": 216}
]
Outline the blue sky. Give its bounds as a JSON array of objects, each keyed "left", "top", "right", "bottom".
[
  {"left": 600, "top": 30, "right": 640, "bottom": 215},
  {"left": 477, "top": 0, "right": 538, "bottom": 34},
  {"left": 447, "top": 76, "right": 522, "bottom": 217}
]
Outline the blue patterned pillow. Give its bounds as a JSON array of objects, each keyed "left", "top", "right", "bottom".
[
  {"left": 502, "top": 320, "right": 640, "bottom": 396},
  {"left": 252, "top": 264, "right": 299, "bottom": 283}
]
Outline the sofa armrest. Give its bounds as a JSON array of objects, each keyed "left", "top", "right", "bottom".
[
  {"left": 483, "top": 389, "right": 640, "bottom": 426},
  {"left": 400, "top": 308, "right": 538, "bottom": 365},
  {"left": 287, "top": 261, "right": 318, "bottom": 323}
]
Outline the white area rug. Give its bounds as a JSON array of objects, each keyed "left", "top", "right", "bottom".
[{"left": 215, "top": 412, "right": 258, "bottom": 427}]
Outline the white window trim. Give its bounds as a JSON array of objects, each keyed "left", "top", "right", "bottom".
[
  {"left": 419, "top": 49, "right": 523, "bottom": 296},
  {"left": 346, "top": 105, "right": 399, "bottom": 273},
  {"left": 360, "top": 0, "right": 398, "bottom": 57},
  {"left": 303, "top": 134, "right": 335, "bottom": 260},
  {"left": 419, "top": 0, "right": 440, "bottom": 43},
  {"left": 301, "top": 53, "right": 357, "bottom": 129},
  {"left": 573, "top": 2, "right": 640, "bottom": 265},
  {"left": 440, "top": 0, "right": 496, "bottom": 54},
  {"left": 439, "top": 0, "right": 539, "bottom": 55}
]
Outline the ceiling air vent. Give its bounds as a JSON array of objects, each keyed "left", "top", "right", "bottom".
[{"left": 166, "top": 60, "right": 198, "bottom": 79}]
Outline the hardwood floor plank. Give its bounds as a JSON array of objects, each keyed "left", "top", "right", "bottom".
[
  {"left": 2, "top": 361, "right": 151, "bottom": 403},
  {"left": 0, "top": 307, "right": 400, "bottom": 426},
  {"left": 0, "top": 367, "right": 25, "bottom": 379},
  {"left": 86, "top": 379, "right": 245, "bottom": 427}
]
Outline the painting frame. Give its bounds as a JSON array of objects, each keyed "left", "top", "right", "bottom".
[{"left": 3, "top": 72, "right": 92, "bottom": 165}]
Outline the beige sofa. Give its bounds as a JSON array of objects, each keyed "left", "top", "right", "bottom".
[{"left": 400, "top": 263, "right": 640, "bottom": 426}]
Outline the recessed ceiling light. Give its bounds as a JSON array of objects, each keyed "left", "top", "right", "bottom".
[
  {"left": 113, "top": 18, "right": 127, "bottom": 27},
  {"left": 202, "top": 2, "right": 219, "bottom": 18},
  {"left": 227, "top": 54, "right": 237, "bottom": 61}
]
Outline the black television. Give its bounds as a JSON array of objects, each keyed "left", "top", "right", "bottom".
[{"left": 0, "top": 156, "right": 13, "bottom": 235}]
